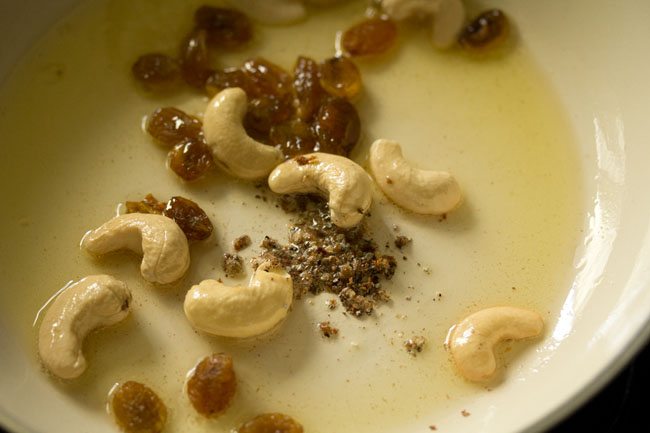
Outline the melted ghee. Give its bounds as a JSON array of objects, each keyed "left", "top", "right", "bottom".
[{"left": 0, "top": 0, "right": 584, "bottom": 432}]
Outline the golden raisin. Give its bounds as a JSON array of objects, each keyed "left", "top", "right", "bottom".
[
  {"left": 146, "top": 107, "right": 203, "bottom": 146},
  {"left": 168, "top": 138, "right": 214, "bottom": 181},
  {"left": 132, "top": 53, "right": 181, "bottom": 90},
  {"left": 459, "top": 9, "right": 509, "bottom": 52},
  {"left": 125, "top": 194, "right": 166, "bottom": 215},
  {"left": 242, "top": 58, "right": 293, "bottom": 99},
  {"left": 341, "top": 17, "right": 398, "bottom": 57},
  {"left": 270, "top": 119, "right": 317, "bottom": 159},
  {"left": 110, "top": 381, "right": 167, "bottom": 433},
  {"left": 313, "top": 98, "right": 360, "bottom": 156},
  {"left": 237, "top": 413, "right": 304, "bottom": 433},
  {"left": 187, "top": 353, "right": 237, "bottom": 417},
  {"left": 244, "top": 94, "right": 294, "bottom": 140},
  {"left": 205, "top": 67, "right": 250, "bottom": 96},
  {"left": 319, "top": 56, "right": 362, "bottom": 99},
  {"left": 292, "top": 56, "right": 325, "bottom": 122},
  {"left": 194, "top": 6, "right": 252, "bottom": 49},
  {"left": 180, "top": 29, "right": 213, "bottom": 89},
  {"left": 163, "top": 196, "right": 213, "bottom": 241}
]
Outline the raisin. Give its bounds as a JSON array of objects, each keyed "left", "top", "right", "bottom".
[
  {"left": 110, "top": 381, "right": 167, "bottom": 433},
  {"left": 187, "top": 353, "right": 237, "bottom": 417},
  {"left": 319, "top": 56, "right": 362, "bottom": 99},
  {"left": 459, "top": 9, "right": 509, "bottom": 52},
  {"left": 237, "top": 413, "right": 304, "bottom": 433},
  {"left": 205, "top": 67, "right": 250, "bottom": 96},
  {"left": 125, "top": 194, "right": 166, "bottom": 215},
  {"left": 270, "top": 119, "right": 317, "bottom": 159},
  {"left": 242, "top": 58, "right": 293, "bottom": 99},
  {"left": 146, "top": 107, "right": 203, "bottom": 146},
  {"left": 292, "top": 56, "right": 325, "bottom": 121},
  {"left": 168, "top": 138, "right": 214, "bottom": 181},
  {"left": 163, "top": 196, "right": 213, "bottom": 241},
  {"left": 244, "top": 94, "right": 293, "bottom": 139},
  {"left": 194, "top": 6, "right": 252, "bottom": 49},
  {"left": 180, "top": 29, "right": 212, "bottom": 89},
  {"left": 341, "top": 17, "right": 398, "bottom": 57},
  {"left": 132, "top": 53, "right": 181, "bottom": 90},
  {"left": 313, "top": 98, "right": 360, "bottom": 156}
]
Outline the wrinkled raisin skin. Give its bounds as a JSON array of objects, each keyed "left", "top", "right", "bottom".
[
  {"left": 180, "top": 29, "right": 213, "bottom": 89},
  {"left": 313, "top": 98, "right": 360, "bottom": 156},
  {"left": 243, "top": 58, "right": 293, "bottom": 99},
  {"left": 194, "top": 6, "right": 252, "bottom": 49},
  {"left": 110, "top": 381, "right": 167, "bottom": 433},
  {"left": 341, "top": 18, "right": 398, "bottom": 57},
  {"left": 125, "top": 194, "right": 166, "bottom": 215},
  {"left": 187, "top": 353, "right": 237, "bottom": 417},
  {"left": 237, "top": 413, "right": 304, "bottom": 433},
  {"left": 319, "top": 56, "right": 362, "bottom": 99},
  {"left": 132, "top": 53, "right": 181, "bottom": 90},
  {"left": 205, "top": 67, "right": 250, "bottom": 96},
  {"left": 168, "top": 138, "right": 214, "bottom": 181},
  {"left": 146, "top": 107, "right": 203, "bottom": 146},
  {"left": 459, "top": 9, "right": 509, "bottom": 51},
  {"left": 293, "top": 56, "right": 325, "bottom": 122},
  {"left": 163, "top": 196, "right": 214, "bottom": 241},
  {"left": 270, "top": 120, "right": 317, "bottom": 159}
]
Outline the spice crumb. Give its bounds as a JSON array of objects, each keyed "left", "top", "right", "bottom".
[
  {"left": 429, "top": 426, "right": 437, "bottom": 431},
  {"left": 232, "top": 235, "right": 252, "bottom": 251},
  {"left": 326, "top": 298, "right": 338, "bottom": 310},
  {"left": 318, "top": 321, "right": 339, "bottom": 338},
  {"left": 394, "top": 235, "right": 412, "bottom": 249},
  {"left": 222, "top": 253, "right": 244, "bottom": 277},
  {"left": 404, "top": 335, "right": 426, "bottom": 356},
  {"left": 461, "top": 410, "right": 470, "bottom": 417}
]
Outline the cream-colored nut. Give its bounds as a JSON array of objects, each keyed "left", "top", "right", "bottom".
[
  {"left": 369, "top": 139, "right": 462, "bottom": 215},
  {"left": 81, "top": 213, "right": 190, "bottom": 284},
  {"left": 203, "top": 87, "right": 284, "bottom": 180},
  {"left": 229, "top": 0, "right": 306, "bottom": 24},
  {"left": 381, "top": 0, "right": 441, "bottom": 21},
  {"left": 38, "top": 275, "right": 131, "bottom": 379},
  {"left": 184, "top": 261, "right": 293, "bottom": 338},
  {"left": 431, "top": 0, "right": 465, "bottom": 48},
  {"left": 447, "top": 306, "right": 544, "bottom": 382},
  {"left": 268, "top": 153, "right": 373, "bottom": 228}
]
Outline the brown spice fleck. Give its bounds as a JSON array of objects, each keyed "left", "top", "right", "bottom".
[
  {"left": 255, "top": 198, "right": 395, "bottom": 316},
  {"left": 326, "top": 298, "right": 338, "bottom": 310},
  {"left": 404, "top": 335, "right": 426, "bottom": 356},
  {"left": 232, "top": 235, "right": 252, "bottom": 251},
  {"left": 394, "top": 235, "right": 412, "bottom": 249},
  {"left": 222, "top": 253, "right": 244, "bottom": 277},
  {"left": 318, "top": 321, "right": 339, "bottom": 338},
  {"left": 429, "top": 426, "right": 437, "bottom": 431},
  {"left": 461, "top": 409, "right": 471, "bottom": 417}
]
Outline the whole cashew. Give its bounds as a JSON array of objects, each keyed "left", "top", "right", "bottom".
[
  {"left": 81, "top": 213, "right": 190, "bottom": 285},
  {"left": 203, "top": 88, "right": 284, "bottom": 180},
  {"left": 447, "top": 306, "right": 544, "bottom": 382},
  {"left": 184, "top": 261, "right": 293, "bottom": 338},
  {"left": 369, "top": 139, "right": 462, "bottom": 215},
  {"left": 228, "top": 0, "right": 306, "bottom": 25},
  {"left": 268, "top": 153, "right": 373, "bottom": 228},
  {"left": 38, "top": 275, "right": 131, "bottom": 379}
]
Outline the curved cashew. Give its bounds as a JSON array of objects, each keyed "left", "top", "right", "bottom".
[
  {"left": 268, "top": 153, "right": 373, "bottom": 228},
  {"left": 38, "top": 275, "right": 131, "bottom": 379},
  {"left": 447, "top": 306, "right": 544, "bottom": 382},
  {"left": 203, "top": 88, "right": 284, "bottom": 180},
  {"left": 184, "top": 261, "right": 293, "bottom": 338},
  {"left": 81, "top": 213, "right": 190, "bottom": 284},
  {"left": 431, "top": 0, "right": 465, "bottom": 49},
  {"left": 369, "top": 139, "right": 462, "bottom": 215},
  {"left": 229, "top": 0, "right": 306, "bottom": 24}
]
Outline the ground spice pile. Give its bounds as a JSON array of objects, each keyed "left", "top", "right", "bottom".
[{"left": 255, "top": 198, "right": 396, "bottom": 316}]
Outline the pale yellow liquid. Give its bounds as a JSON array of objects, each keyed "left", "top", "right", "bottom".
[{"left": 0, "top": 1, "right": 584, "bottom": 432}]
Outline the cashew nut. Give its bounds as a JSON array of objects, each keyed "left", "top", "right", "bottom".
[
  {"left": 447, "top": 306, "right": 544, "bottom": 382},
  {"left": 431, "top": 0, "right": 465, "bottom": 48},
  {"left": 203, "top": 88, "right": 284, "bottom": 180},
  {"left": 38, "top": 275, "right": 131, "bottom": 379},
  {"left": 80, "top": 213, "right": 190, "bottom": 284},
  {"left": 268, "top": 153, "right": 373, "bottom": 228},
  {"left": 369, "top": 139, "right": 462, "bottom": 215},
  {"left": 381, "top": 0, "right": 441, "bottom": 21},
  {"left": 229, "top": 0, "right": 306, "bottom": 25},
  {"left": 184, "top": 261, "right": 293, "bottom": 338}
]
